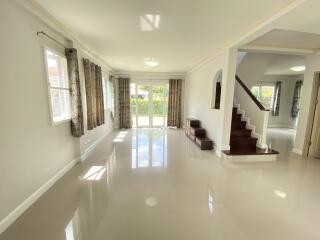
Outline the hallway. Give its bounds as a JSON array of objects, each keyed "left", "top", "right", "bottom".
[{"left": 1, "top": 129, "right": 320, "bottom": 240}]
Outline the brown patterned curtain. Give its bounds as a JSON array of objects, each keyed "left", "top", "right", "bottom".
[
  {"left": 95, "top": 65, "right": 105, "bottom": 126},
  {"left": 272, "top": 81, "right": 281, "bottom": 116},
  {"left": 168, "top": 79, "right": 182, "bottom": 128},
  {"left": 90, "top": 63, "right": 97, "bottom": 128},
  {"left": 291, "top": 80, "right": 303, "bottom": 118},
  {"left": 83, "top": 59, "right": 94, "bottom": 130},
  {"left": 83, "top": 59, "right": 106, "bottom": 130},
  {"left": 117, "top": 78, "right": 131, "bottom": 128},
  {"left": 65, "top": 48, "right": 84, "bottom": 137}
]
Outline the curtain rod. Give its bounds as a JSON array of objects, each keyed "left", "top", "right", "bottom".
[
  {"left": 37, "top": 31, "right": 111, "bottom": 74},
  {"left": 37, "top": 31, "right": 67, "bottom": 48}
]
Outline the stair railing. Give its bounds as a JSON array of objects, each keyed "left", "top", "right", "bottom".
[
  {"left": 234, "top": 75, "right": 270, "bottom": 148},
  {"left": 235, "top": 75, "right": 269, "bottom": 111}
]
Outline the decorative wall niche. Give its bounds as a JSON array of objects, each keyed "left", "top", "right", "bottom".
[{"left": 211, "top": 70, "right": 223, "bottom": 109}]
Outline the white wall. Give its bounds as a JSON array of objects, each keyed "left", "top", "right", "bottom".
[
  {"left": 265, "top": 76, "right": 302, "bottom": 129},
  {"left": 237, "top": 53, "right": 304, "bottom": 130},
  {"left": 184, "top": 49, "right": 237, "bottom": 154},
  {"left": 295, "top": 55, "right": 320, "bottom": 155},
  {"left": 0, "top": 0, "right": 113, "bottom": 230},
  {"left": 237, "top": 52, "right": 274, "bottom": 88}
]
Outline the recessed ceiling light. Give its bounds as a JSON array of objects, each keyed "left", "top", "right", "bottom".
[
  {"left": 144, "top": 58, "right": 159, "bottom": 68},
  {"left": 274, "top": 190, "right": 287, "bottom": 199},
  {"left": 145, "top": 197, "right": 158, "bottom": 207},
  {"left": 290, "top": 65, "right": 306, "bottom": 72},
  {"left": 140, "top": 14, "right": 161, "bottom": 31}
]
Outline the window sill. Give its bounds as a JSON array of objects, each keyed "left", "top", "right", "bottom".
[{"left": 52, "top": 118, "right": 71, "bottom": 126}]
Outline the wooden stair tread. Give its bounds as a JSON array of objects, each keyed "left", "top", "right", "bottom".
[{"left": 222, "top": 147, "right": 279, "bottom": 156}]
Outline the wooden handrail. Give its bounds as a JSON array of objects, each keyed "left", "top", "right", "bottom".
[{"left": 235, "top": 75, "right": 269, "bottom": 111}]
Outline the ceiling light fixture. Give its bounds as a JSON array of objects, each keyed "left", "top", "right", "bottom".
[
  {"left": 144, "top": 58, "right": 159, "bottom": 68},
  {"left": 290, "top": 65, "right": 306, "bottom": 72},
  {"left": 140, "top": 14, "right": 161, "bottom": 31},
  {"left": 274, "top": 190, "right": 287, "bottom": 199}
]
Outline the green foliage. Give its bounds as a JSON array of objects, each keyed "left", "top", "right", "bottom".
[{"left": 131, "top": 99, "right": 167, "bottom": 116}]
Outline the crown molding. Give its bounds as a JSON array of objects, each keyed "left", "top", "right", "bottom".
[
  {"left": 240, "top": 45, "right": 313, "bottom": 55},
  {"left": 114, "top": 71, "right": 185, "bottom": 80},
  {"left": 15, "top": 0, "right": 113, "bottom": 71}
]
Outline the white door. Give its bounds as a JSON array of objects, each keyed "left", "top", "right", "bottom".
[
  {"left": 130, "top": 83, "right": 169, "bottom": 128},
  {"left": 308, "top": 79, "right": 320, "bottom": 158}
]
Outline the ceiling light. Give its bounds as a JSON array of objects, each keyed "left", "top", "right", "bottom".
[
  {"left": 145, "top": 197, "right": 158, "bottom": 207},
  {"left": 140, "top": 14, "right": 161, "bottom": 31},
  {"left": 290, "top": 66, "right": 306, "bottom": 72},
  {"left": 144, "top": 58, "right": 159, "bottom": 68},
  {"left": 274, "top": 190, "right": 287, "bottom": 199}
]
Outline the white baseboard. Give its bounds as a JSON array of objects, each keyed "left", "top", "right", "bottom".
[
  {"left": 0, "top": 157, "right": 79, "bottom": 234},
  {"left": 215, "top": 150, "right": 222, "bottom": 158},
  {"left": 268, "top": 125, "right": 297, "bottom": 129},
  {"left": 215, "top": 145, "right": 230, "bottom": 158},
  {"left": 81, "top": 131, "right": 109, "bottom": 161},
  {"left": 292, "top": 148, "right": 303, "bottom": 155}
]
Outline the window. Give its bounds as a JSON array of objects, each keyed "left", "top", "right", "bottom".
[
  {"left": 44, "top": 47, "right": 71, "bottom": 124},
  {"left": 251, "top": 85, "right": 275, "bottom": 109},
  {"left": 102, "top": 77, "right": 107, "bottom": 110},
  {"left": 106, "top": 78, "right": 114, "bottom": 110}
]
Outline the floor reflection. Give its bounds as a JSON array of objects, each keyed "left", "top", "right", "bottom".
[
  {"left": 65, "top": 209, "right": 81, "bottom": 240},
  {"left": 208, "top": 188, "right": 214, "bottom": 216},
  {"left": 131, "top": 129, "right": 167, "bottom": 168},
  {"left": 106, "top": 147, "right": 116, "bottom": 185}
]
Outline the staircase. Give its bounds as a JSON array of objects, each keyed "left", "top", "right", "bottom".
[
  {"left": 222, "top": 106, "right": 279, "bottom": 161},
  {"left": 230, "top": 107, "right": 257, "bottom": 151}
]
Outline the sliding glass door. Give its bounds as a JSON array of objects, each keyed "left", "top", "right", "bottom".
[
  {"left": 152, "top": 85, "right": 168, "bottom": 127},
  {"left": 130, "top": 83, "right": 169, "bottom": 128}
]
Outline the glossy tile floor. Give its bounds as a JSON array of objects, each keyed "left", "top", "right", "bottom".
[{"left": 1, "top": 128, "right": 320, "bottom": 240}]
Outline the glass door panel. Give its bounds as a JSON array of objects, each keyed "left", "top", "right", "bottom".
[
  {"left": 152, "top": 85, "right": 169, "bottom": 127},
  {"left": 130, "top": 83, "right": 137, "bottom": 128},
  {"left": 137, "top": 85, "right": 150, "bottom": 127},
  {"left": 130, "top": 83, "right": 169, "bottom": 128}
]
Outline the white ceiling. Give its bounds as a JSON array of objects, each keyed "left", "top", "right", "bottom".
[
  {"left": 264, "top": 54, "right": 305, "bottom": 75},
  {"left": 248, "top": 29, "right": 320, "bottom": 50},
  {"left": 34, "top": 0, "right": 295, "bottom": 73}
]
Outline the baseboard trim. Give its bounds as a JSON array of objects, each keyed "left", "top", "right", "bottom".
[
  {"left": 292, "top": 148, "right": 303, "bottom": 155},
  {"left": 81, "top": 131, "right": 109, "bottom": 161},
  {"left": 268, "top": 125, "right": 297, "bottom": 130},
  {"left": 0, "top": 157, "right": 79, "bottom": 234}
]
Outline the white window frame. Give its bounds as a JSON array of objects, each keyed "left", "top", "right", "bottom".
[
  {"left": 44, "top": 46, "right": 71, "bottom": 125},
  {"left": 102, "top": 77, "right": 107, "bottom": 110},
  {"left": 106, "top": 78, "right": 114, "bottom": 110}
]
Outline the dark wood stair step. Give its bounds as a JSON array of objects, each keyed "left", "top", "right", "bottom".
[
  {"left": 189, "top": 119, "right": 200, "bottom": 128},
  {"left": 231, "top": 121, "right": 246, "bottom": 129},
  {"left": 231, "top": 129, "right": 251, "bottom": 137},
  {"left": 230, "top": 136, "right": 257, "bottom": 149},
  {"left": 233, "top": 107, "right": 238, "bottom": 114},
  {"left": 195, "top": 137, "right": 213, "bottom": 150},
  {"left": 223, "top": 147, "right": 279, "bottom": 156},
  {"left": 190, "top": 127, "right": 206, "bottom": 138},
  {"left": 232, "top": 113, "right": 242, "bottom": 122}
]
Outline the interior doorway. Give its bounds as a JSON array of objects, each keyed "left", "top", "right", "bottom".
[
  {"left": 130, "top": 83, "right": 169, "bottom": 128},
  {"left": 308, "top": 74, "right": 320, "bottom": 158}
]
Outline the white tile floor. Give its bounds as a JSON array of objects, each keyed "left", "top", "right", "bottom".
[{"left": 1, "top": 128, "right": 320, "bottom": 240}]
